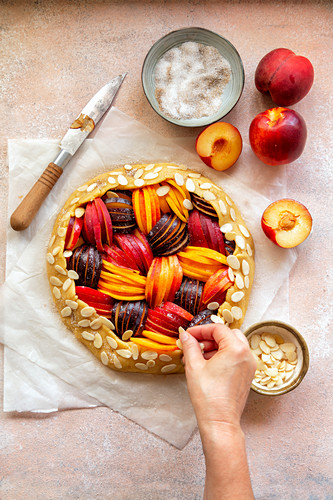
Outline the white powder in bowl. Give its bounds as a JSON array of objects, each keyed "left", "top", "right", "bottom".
[{"left": 154, "top": 41, "right": 231, "bottom": 121}]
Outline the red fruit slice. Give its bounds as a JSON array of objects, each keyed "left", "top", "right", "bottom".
[
  {"left": 94, "top": 198, "right": 113, "bottom": 246},
  {"left": 162, "top": 302, "right": 193, "bottom": 322},
  {"left": 202, "top": 267, "right": 232, "bottom": 305},
  {"left": 82, "top": 202, "right": 96, "bottom": 245},
  {"left": 65, "top": 216, "right": 84, "bottom": 250},
  {"left": 76, "top": 286, "right": 114, "bottom": 306},
  {"left": 103, "top": 243, "right": 138, "bottom": 270}
]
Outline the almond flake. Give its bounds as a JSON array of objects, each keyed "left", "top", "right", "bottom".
[
  {"left": 81, "top": 331, "right": 95, "bottom": 341},
  {"left": 106, "top": 335, "right": 118, "bottom": 349},
  {"left": 211, "top": 314, "right": 224, "bottom": 324},
  {"left": 154, "top": 166, "right": 163, "bottom": 173},
  {"left": 147, "top": 359, "right": 155, "bottom": 368},
  {"left": 134, "top": 169, "right": 144, "bottom": 179},
  {"left": 78, "top": 319, "right": 90, "bottom": 327},
  {"left": 63, "top": 250, "right": 72, "bottom": 258},
  {"left": 124, "top": 164, "right": 132, "bottom": 170},
  {"left": 227, "top": 255, "right": 240, "bottom": 270},
  {"left": 219, "top": 200, "right": 227, "bottom": 215},
  {"left": 235, "top": 274, "right": 244, "bottom": 289},
  {"left": 183, "top": 199, "right": 193, "bottom": 210},
  {"left": 118, "top": 174, "right": 128, "bottom": 186},
  {"left": 101, "top": 351, "right": 109, "bottom": 365},
  {"left": 280, "top": 342, "right": 296, "bottom": 353},
  {"left": 271, "top": 349, "right": 284, "bottom": 360},
  {"left": 266, "top": 381, "right": 276, "bottom": 389},
  {"left": 246, "top": 243, "right": 253, "bottom": 256},
  {"left": 203, "top": 191, "right": 216, "bottom": 201},
  {"left": 231, "top": 291, "right": 244, "bottom": 303},
  {"left": 287, "top": 351, "right": 297, "bottom": 362},
  {"left": 156, "top": 185, "right": 170, "bottom": 197},
  {"left": 141, "top": 350, "right": 158, "bottom": 360},
  {"left": 222, "top": 309, "right": 233, "bottom": 323},
  {"left": 134, "top": 178, "right": 145, "bottom": 187},
  {"left": 144, "top": 172, "right": 159, "bottom": 180},
  {"left": 62, "top": 278, "right": 72, "bottom": 292},
  {"left": 159, "top": 354, "right": 172, "bottom": 362},
  {"left": 231, "top": 306, "right": 242, "bottom": 320},
  {"left": 87, "top": 183, "right": 97, "bottom": 192},
  {"left": 61, "top": 306, "right": 72, "bottom": 317},
  {"left": 263, "top": 334, "right": 276, "bottom": 348},
  {"left": 116, "top": 349, "right": 132, "bottom": 359},
  {"left": 101, "top": 317, "right": 115, "bottom": 330},
  {"left": 236, "top": 235, "right": 245, "bottom": 250},
  {"left": 90, "top": 318, "right": 102, "bottom": 330},
  {"left": 75, "top": 207, "right": 85, "bottom": 218},
  {"left": 259, "top": 341, "right": 271, "bottom": 355},
  {"left": 81, "top": 306, "right": 96, "bottom": 318},
  {"left": 230, "top": 208, "right": 236, "bottom": 221},
  {"left": 68, "top": 270, "right": 79, "bottom": 280},
  {"left": 175, "top": 173, "right": 184, "bottom": 186},
  {"left": 65, "top": 299, "right": 78, "bottom": 310},
  {"left": 200, "top": 182, "right": 212, "bottom": 190},
  {"left": 228, "top": 267, "right": 235, "bottom": 282},
  {"left": 145, "top": 164, "right": 155, "bottom": 170},
  {"left": 122, "top": 330, "right": 133, "bottom": 341},
  {"left": 188, "top": 172, "right": 201, "bottom": 178},
  {"left": 244, "top": 276, "right": 250, "bottom": 289},
  {"left": 131, "top": 343, "right": 139, "bottom": 360},
  {"left": 53, "top": 287, "right": 61, "bottom": 299},
  {"left": 108, "top": 176, "right": 116, "bottom": 184},
  {"left": 52, "top": 246, "right": 61, "bottom": 256},
  {"left": 242, "top": 260, "right": 250, "bottom": 276},
  {"left": 185, "top": 178, "right": 195, "bottom": 192},
  {"left": 71, "top": 197, "right": 80, "bottom": 205},
  {"left": 135, "top": 362, "right": 148, "bottom": 371},
  {"left": 207, "top": 301, "right": 219, "bottom": 310},
  {"left": 46, "top": 253, "right": 55, "bottom": 264},
  {"left": 161, "top": 364, "right": 177, "bottom": 374},
  {"left": 55, "top": 265, "right": 66, "bottom": 275},
  {"left": 93, "top": 333, "right": 103, "bottom": 349},
  {"left": 239, "top": 224, "right": 250, "bottom": 238},
  {"left": 77, "top": 184, "right": 88, "bottom": 192},
  {"left": 220, "top": 223, "right": 233, "bottom": 233},
  {"left": 250, "top": 335, "right": 261, "bottom": 350},
  {"left": 50, "top": 276, "right": 62, "bottom": 287}
]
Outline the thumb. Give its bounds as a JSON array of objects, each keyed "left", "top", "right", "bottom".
[{"left": 180, "top": 331, "right": 205, "bottom": 370}]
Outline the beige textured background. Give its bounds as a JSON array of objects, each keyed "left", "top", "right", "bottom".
[{"left": 1, "top": 1, "right": 332, "bottom": 499}]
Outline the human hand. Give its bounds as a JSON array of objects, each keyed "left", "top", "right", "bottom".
[{"left": 180, "top": 323, "right": 256, "bottom": 436}]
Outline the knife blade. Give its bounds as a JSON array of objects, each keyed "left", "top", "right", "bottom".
[{"left": 10, "top": 73, "right": 126, "bottom": 231}]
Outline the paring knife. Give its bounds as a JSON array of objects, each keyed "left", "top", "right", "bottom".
[{"left": 10, "top": 73, "right": 127, "bottom": 231}]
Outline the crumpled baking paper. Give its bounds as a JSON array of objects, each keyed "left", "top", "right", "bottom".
[{"left": 1, "top": 107, "right": 297, "bottom": 449}]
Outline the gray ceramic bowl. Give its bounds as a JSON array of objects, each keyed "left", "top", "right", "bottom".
[
  {"left": 141, "top": 27, "right": 245, "bottom": 127},
  {"left": 244, "top": 320, "right": 310, "bottom": 396}
]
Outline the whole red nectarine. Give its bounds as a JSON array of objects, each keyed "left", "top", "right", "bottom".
[
  {"left": 196, "top": 122, "right": 242, "bottom": 171},
  {"left": 249, "top": 107, "right": 307, "bottom": 166},
  {"left": 261, "top": 199, "right": 312, "bottom": 248},
  {"left": 255, "top": 48, "right": 314, "bottom": 106}
]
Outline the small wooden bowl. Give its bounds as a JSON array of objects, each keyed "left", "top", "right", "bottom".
[{"left": 244, "top": 320, "right": 310, "bottom": 396}]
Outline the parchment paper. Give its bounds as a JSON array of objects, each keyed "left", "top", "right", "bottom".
[{"left": 1, "top": 108, "right": 296, "bottom": 448}]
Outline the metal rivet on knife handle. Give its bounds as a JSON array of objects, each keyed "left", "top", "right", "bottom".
[{"left": 10, "top": 163, "right": 63, "bottom": 231}]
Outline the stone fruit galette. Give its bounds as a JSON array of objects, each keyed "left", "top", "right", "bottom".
[{"left": 46, "top": 163, "right": 254, "bottom": 374}]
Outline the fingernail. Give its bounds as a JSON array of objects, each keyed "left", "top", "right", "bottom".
[{"left": 179, "top": 331, "right": 188, "bottom": 342}]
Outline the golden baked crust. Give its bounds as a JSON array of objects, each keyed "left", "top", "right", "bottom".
[{"left": 46, "top": 163, "right": 255, "bottom": 374}]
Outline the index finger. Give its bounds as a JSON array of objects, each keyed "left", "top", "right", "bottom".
[{"left": 187, "top": 323, "right": 236, "bottom": 346}]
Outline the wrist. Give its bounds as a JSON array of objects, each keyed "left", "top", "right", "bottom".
[{"left": 198, "top": 421, "right": 245, "bottom": 455}]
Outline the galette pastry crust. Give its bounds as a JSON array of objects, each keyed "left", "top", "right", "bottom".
[{"left": 46, "top": 163, "right": 255, "bottom": 374}]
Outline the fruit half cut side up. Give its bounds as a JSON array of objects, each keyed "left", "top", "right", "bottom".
[{"left": 261, "top": 199, "right": 312, "bottom": 248}]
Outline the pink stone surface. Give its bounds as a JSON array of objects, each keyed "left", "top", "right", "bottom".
[{"left": 1, "top": 1, "right": 332, "bottom": 498}]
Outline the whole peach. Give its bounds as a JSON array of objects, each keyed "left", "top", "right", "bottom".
[
  {"left": 249, "top": 107, "right": 307, "bottom": 166},
  {"left": 255, "top": 48, "right": 314, "bottom": 106}
]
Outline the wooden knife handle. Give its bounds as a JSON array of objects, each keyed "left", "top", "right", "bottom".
[{"left": 10, "top": 163, "right": 63, "bottom": 231}]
